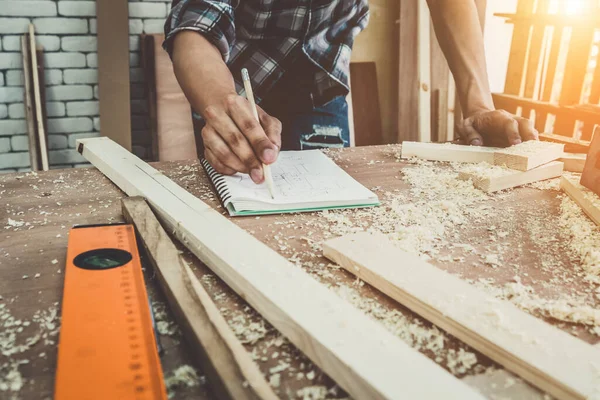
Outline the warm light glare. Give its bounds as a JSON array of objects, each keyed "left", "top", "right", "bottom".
[{"left": 564, "top": 0, "right": 586, "bottom": 15}]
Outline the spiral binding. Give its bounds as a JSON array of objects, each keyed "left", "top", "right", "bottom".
[{"left": 201, "top": 159, "right": 232, "bottom": 204}]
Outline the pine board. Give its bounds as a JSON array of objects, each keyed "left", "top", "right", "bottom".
[
  {"left": 560, "top": 176, "right": 600, "bottom": 227},
  {"left": 401, "top": 141, "right": 499, "bottom": 163},
  {"left": 493, "top": 141, "right": 564, "bottom": 171}
]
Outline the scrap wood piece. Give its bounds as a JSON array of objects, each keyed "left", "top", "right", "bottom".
[
  {"left": 400, "top": 141, "right": 499, "bottom": 163},
  {"left": 560, "top": 175, "right": 600, "bottom": 227},
  {"left": 20, "top": 34, "right": 40, "bottom": 171},
  {"left": 559, "top": 153, "right": 587, "bottom": 173},
  {"left": 493, "top": 141, "right": 564, "bottom": 171},
  {"left": 79, "top": 137, "right": 484, "bottom": 400},
  {"left": 121, "top": 197, "right": 277, "bottom": 400},
  {"left": 580, "top": 126, "right": 600, "bottom": 196},
  {"left": 28, "top": 24, "right": 49, "bottom": 171},
  {"left": 458, "top": 161, "right": 564, "bottom": 193},
  {"left": 323, "top": 231, "right": 600, "bottom": 400},
  {"left": 539, "top": 133, "right": 589, "bottom": 154}
]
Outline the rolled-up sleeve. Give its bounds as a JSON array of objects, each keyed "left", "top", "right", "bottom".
[{"left": 163, "top": 0, "right": 236, "bottom": 62}]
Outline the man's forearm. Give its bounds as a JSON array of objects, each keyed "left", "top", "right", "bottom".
[
  {"left": 427, "top": 0, "right": 494, "bottom": 118},
  {"left": 172, "top": 31, "right": 236, "bottom": 116}
]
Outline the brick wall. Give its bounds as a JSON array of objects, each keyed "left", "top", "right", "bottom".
[{"left": 0, "top": 0, "right": 171, "bottom": 173}]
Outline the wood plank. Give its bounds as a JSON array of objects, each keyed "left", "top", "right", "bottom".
[
  {"left": 503, "top": 0, "right": 535, "bottom": 95},
  {"left": 97, "top": 0, "right": 131, "bottom": 150},
  {"left": 400, "top": 141, "right": 498, "bottom": 163},
  {"left": 493, "top": 140, "right": 564, "bottom": 171},
  {"left": 121, "top": 197, "right": 276, "bottom": 400},
  {"left": 28, "top": 24, "right": 48, "bottom": 171},
  {"left": 417, "top": 0, "right": 431, "bottom": 142},
  {"left": 539, "top": 132, "right": 590, "bottom": 153},
  {"left": 323, "top": 231, "right": 600, "bottom": 400},
  {"left": 580, "top": 126, "right": 600, "bottom": 196},
  {"left": 559, "top": 153, "right": 586, "bottom": 173},
  {"left": 458, "top": 161, "right": 563, "bottom": 192},
  {"left": 21, "top": 34, "right": 40, "bottom": 171},
  {"left": 522, "top": 0, "right": 549, "bottom": 100},
  {"left": 78, "top": 137, "right": 484, "bottom": 400},
  {"left": 349, "top": 62, "right": 383, "bottom": 146},
  {"left": 398, "top": 0, "right": 419, "bottom": 142},
  {"left": 429, "top": 18, "right": 449, "bottom": 143},
  {"left": 561, "top": 175, "right": 600, "bottom": 227}
]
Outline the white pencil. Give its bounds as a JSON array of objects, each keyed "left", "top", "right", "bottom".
[{"left": 241, "top": 68, "right": 275, "bottom": 199}]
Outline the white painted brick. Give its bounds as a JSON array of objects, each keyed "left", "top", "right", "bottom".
[
  {"left": 86, "top": 53, "right": 97, "bottom": 68},
  {"left": 2, "top": 35, "right": 61, "bottom": 52},
  {"left": 129, "top": 3, "right": 166, "bottom": 18},
  {"left": 47, "top": 117, "right": 93, "bottom": 133},
  {"left": 66, "top": 101, "right": 98, "bottom": 116},
  {"left": 58, "top": 1, "right": 96, "bottom": 17},
  {"left": 5, "top": 70, "right": 23, "bottom": 86},
  {"left": 49, "top": 149, "right": 86, "bottom": 164},
  {"left": 0, "top": 138, "right": 10, "bottom": 153},
  {"left": 10, "top": 135, "right": 29, "bottom": 151},
  {"left": 0, "top": 120, "right": 27, "bottom": 136},
  {"left": 0, "top": 18, "right": 30, "bottom": 34},
  {"left": 0, "top": 87, "right": 23, "bottom": 103},
  {"left": 0, "top": 104, "right": 7, "bottom": 119},
  {"left": 68, "top": 132, "right": 99, "bottom": 148},
  {"left": 8, "top": 103, "right": 24, "bottom": 119},
  {"left": 93, "top": 117, "right": 100, "bottom": 131},
  {"left": 49, "top": 134, "right": 68, "bottom": 150},
  {"left": 61, "top": 36, "right": 97, "bottom": 52},
  {"left": 0, "top": 152, "right": 29, "bottom": 168},
  {"left": 6, "top": 69, "right": 62, "bottom": 87},
  {"left": 129, "top": 19, "right": 143, "bottom": 35},
  {"left": 0, "top": 169, "right": 18, "bottom": 174},
  {"left": 143, "top": 19, "right": 166, "bottom": 34},
  {"left": 130, "top": 68, "right": 144, "bottom": 83},
  {"left": 93, "top": 85, "right": 99, "bottom": 99},
  {"left": 0, "top": 52, "right": 22, "bottom": 69},
  {"left": 64, "top": 69, "right": 97, "bottom": 84},
  {"left": 89, "top": 18, "right": 96, "bottom": 34},
  {"left": 0, "top": 1, "right": 57, "bottom": 17},
  {"left": 130, "top": 36, "right": 140, "bottom": 51},
  {"left": 33, "top": 18, "right": 88, "bottom": 34},
  {"left": 47, "top": 102, "right": 66, "bottom": 117},
  {"left": 0, "top": 72, "right": 3, "bottom": 87},
  {"left": 44, "top": 53, "right": 86, "bottom": 68},
  {"left": 46, "top": 85, "right": 93, "bottom": 101}
]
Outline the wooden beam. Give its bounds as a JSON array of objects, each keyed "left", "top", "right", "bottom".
[
  {"left": 400, "top": 141, "right": 498, "bottom": 163},
  {"left": 417, "top": 0, "right": 431, "bottom": 142},
  {"left": 458, "top": 161, "right": 563, "bottom": 192},
  {"left": 97, "top": 0, "right": 131, "bottom": 150},
  {"left": 21, "top": 34, "right": 40, "bottom": 171},
  {"left": 580, "top": 126, "right": 600, "bottom": 196},
  {"left": 323, "top": 231, "right": 600, "bottom": 400},
  {"left": 561, "top": 176, "right": 600, "bottom": 227},
  {"left": 122, "top": 197, "right": 276, "bottom": 400},
  {"left": 559, "top": 153, "right": 586, "bottom": 173},
  {"left": 398, "top": 0, "right": 419, "bottom": 142},
  {"left": 493, "top": 141, "right": 564, "bottom": 171},
  {"left": 539, "top": 132, "right": 589, "bottom": 154},
  {"left": 28, "top": 24, "right": 48, "bottom": 171},
  {"left": 503, "top": 0, "right": 536, "bottom": 96},
  {"left": 349, "top": 62, "right": 384, "bottom": 146},
  {"left": 78, "top": 137, "right": 484, "bottom": 400}
]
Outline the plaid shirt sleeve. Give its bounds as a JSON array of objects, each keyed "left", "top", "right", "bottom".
[{"left": 163, "top": 0, "right": 236, "bottom": 62}]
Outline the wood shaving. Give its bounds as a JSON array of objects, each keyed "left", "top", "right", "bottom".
[{"left": 164, "top": 365, "right": 204, "bottom": 399}]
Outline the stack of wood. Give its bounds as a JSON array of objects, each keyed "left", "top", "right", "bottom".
[{"left": 21, "top": 24, "right": 49, "bottom": 171}]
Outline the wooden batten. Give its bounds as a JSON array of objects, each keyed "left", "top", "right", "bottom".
[
  {"left": 28, "top": 24, "right": 49, "bottom": 171},
  {"left": 493, "top": 141, "right": 564, "bottom": 171},
  {"left": 559, "top": 153, "right": 586, "bottom": 173},
  {"left": 561, "top": 176, "right": 600, "bottom": 227},
  {"left": 21, "top": 34, "right": 40, "bottom": 171},
  {"left": 401, "top": 141, "right": 499, "bottom": 163}
]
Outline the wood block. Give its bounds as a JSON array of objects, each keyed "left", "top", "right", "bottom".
[
  {"left": 559, "top": 153, "right": 586, "bottom": 173},
  {"left": 539, "top": 133, "right": 589, "bottom": 154},
  {"left": 122, "top": 197, "right": 277, "bottom": 400},
  {"left": 349, "top": 62, "right": 383, "bottom": 146},
  {"left": 79, "top": 137, "right": 484, "bottom": 400},
  {"left": 580, "top": 126, "right": 600, "bottom": 196},
  {"left": 401, "top": 141, "right": 499, "bottom": 163},
  {"left": 458, "top": 161, "right": 564, "bottom": 193},
  {"left": 323, "top": 231, "right": 600, "bottom": 400},
  {"left": 560, "top": 175, "right": 600, "bottom": 227},
  {"left": 493, "top": 141, "right": 564, "bottom": 171}
]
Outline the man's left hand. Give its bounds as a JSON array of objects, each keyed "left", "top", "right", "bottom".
[{"left": 457, "top": 109, "right": 539, "bottom": 148}]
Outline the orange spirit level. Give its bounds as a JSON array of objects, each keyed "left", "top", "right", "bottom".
[{"left": 55, "top": 223, "right": 167, "bottom": 400}]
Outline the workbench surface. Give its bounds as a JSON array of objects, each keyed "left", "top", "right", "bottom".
[{"left": 1, "top": 145, "right": 598, "bottom": 399}]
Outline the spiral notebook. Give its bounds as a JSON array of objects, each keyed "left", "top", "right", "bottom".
[{"left": 201, "top": 150, "right": 380, "bottom": 216}]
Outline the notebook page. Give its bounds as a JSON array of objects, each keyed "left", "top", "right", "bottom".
[{"left": 221, "top": 150, "right": 377, "bottom": 206}]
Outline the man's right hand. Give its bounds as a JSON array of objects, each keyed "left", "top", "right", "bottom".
[{"left": 202, "top": 95, "right": 282, "bottom": 183}]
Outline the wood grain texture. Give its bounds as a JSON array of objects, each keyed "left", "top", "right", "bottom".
[
  {"left": 400, "top": 141, "right": 498, "bottom": 163},
  {"left": 122, "top": 197, "right": 276, "bottom": 400},
  {"left": 79, "top": 137, "right": 484, "bottom": 400},
  {"left": 349, "top": 62, "right": 383, "bottom": 146},
  {"left": 459, "top": 161, "right": 563, "bottom": 193},
  {"left": 559, "top": 153, "right": 586, "bottom": 173},
  {"left": 29, "top": 24, "right": 48, "bottom": 171},
  {"left": 539, "top": 133, "right": 590, "bottom": 154},
  {"left": 97, "top": 0, "right": 131, "bottom": 150},
  {"left": 493, "top": 141, "right": 564, "bottom": 171},
  {"left": 398, "top": 0, "right": 419, "bottom": 142},
  {"left": 417, "top": 0, "right": 431, "bottom": 143},
  {"left": 323, "top": 231, "right": 600, "bottom": 400},
  {"left": 580, "top": 126, "right": 600, "bottom": 196},
  {"left": 21, "top": 34, "right": 40, "bottom": 171},
  {"left": 561, "top": 175, "right": 600, "bottom": 227}
]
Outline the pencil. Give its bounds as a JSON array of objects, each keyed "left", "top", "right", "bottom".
[{"left": 241, "top": 68, "right": 275, "bottom": 199}]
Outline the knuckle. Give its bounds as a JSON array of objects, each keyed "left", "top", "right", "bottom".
[
  {"left": 228, "top": 131, "right": 243, "bottom": 147},
  {"left": 204, "top": 105, "right": 218, "bottom": 120},
  {"left": 241, "top": 118, "right": 260, "bottom": 132},
  {"left": 225, "top": 94, "right": 238, "bottom": 108}
]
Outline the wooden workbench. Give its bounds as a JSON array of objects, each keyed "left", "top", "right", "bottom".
[{"left": 1, "top": 145, "right": 598, "bottom": 399}]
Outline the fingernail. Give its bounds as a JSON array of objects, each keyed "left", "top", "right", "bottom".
[
  {"left": 470, "top": 139, "right": 482, "bottom": 146},
  {"left": 250, "top": 168, "right": 263, "bottom": 183},
  {"left": 511, "top": 138, "right": 522, "bottom": 145},
  {"left": 262, "top": 148, "right": 277, "bottom": 163}
]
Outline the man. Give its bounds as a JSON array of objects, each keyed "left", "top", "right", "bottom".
[{"left": 164, "top": 0, "right": 538, "bottom": 184}]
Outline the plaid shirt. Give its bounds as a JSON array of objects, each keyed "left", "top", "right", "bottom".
[{"left": 164, "top": 0, "right": 369, "bottom": 105}]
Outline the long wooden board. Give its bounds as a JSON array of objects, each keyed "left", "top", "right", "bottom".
[
  {"left": 401, "top": 141, "right": 499, "bottom": 163},
  {"left": 493, "top": 141, "right": 564, "bottom": 171},
  {"left": 458, "top": 161, "right": 563, "bottom": 193},
  {"left": 560, "top": 176, "right": 600, "bottom": 227},
  {"left": 28, "top": 24, "right": 48, "bottom": 171},
  {"left": 21, "top": 34, "right": 40, "bottom": 171},
  {"left": 323, "top": 231, "right": 600, "bottom": 400},
  {"left": 78, "top": 137, "right": 484, "bottom": 400},
  {"left": 122, "top": 197, "right": 277, "bottom": 400},
  {"left": 539, "top": 133, "right": 590, "bottom": 154}
]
